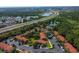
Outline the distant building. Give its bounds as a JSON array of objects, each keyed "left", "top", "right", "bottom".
[
  {"left": 26, "top": 16, "right": 31, "bottom": 21},
  {"left": 26, "top": 16, "right": 39, "bottom": 21},
  {"left": 15, "top": 16, "right": 23, "bottom": 23},
  {"left": 31, "top": 16, "right": 39, "bottom": 19},
  {"left": 41, "top": 12, "right": 53, "bottom": 16}
]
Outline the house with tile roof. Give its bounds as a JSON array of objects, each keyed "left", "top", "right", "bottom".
[{"left": 0, "top": 42, "right": 13, "bottom": 53}]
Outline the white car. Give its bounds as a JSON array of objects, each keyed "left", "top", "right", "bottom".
[{"left": 60, "top": 46, "right": 64, "bottom": 51}]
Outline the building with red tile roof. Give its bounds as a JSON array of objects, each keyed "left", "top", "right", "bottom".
[
  {"left": 0, "top": 42, "right": 13, "bottom": 53},
  {"left": 15, "top": 35, "right": 28, "bottom": 43},
  {"left": 64, "top": 42, "right": 77, "bottom": 53},
  {"left": 36, "top": 39, "right": 47, "bottom": 44},
  {"left": 39, "top": 32, "right": 46, "bottom": 39},
  {"left": 56, "top": 35, "right": 65, "bottom": 42},
  {"left": 53, "top": 31, "right": 77, "bottom": 53}
]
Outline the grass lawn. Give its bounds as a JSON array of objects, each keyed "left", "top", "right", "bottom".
[
  {"left": 0, "top": 49, "right": 3, "bottom": 53},
  {"left": 67, "top": 19, "right": 78, "bottom": 24},
  {"left": 25, "top": 37, "right": 37, "bottom": 46},
  {"left": 47, "top": 40, "right": 53, "bottom": 49}
]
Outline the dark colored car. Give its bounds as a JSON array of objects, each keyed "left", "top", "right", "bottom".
[
  {"left": 46, "top": 33, "right": 53, "bottom": 39},
  {"left": 33, "top": 43, "right": 41, "bottom": 49}
]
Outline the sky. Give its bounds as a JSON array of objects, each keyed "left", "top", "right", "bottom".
[{"left": 0, "top": 0, "right": 79, "bottom": 7}]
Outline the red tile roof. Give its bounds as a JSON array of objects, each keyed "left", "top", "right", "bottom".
[
  {"left": 39, "top": 32, "right": 46, "bottom": 39},
  {"left": 56, "top": 35, "right": 65, "bottom": 42},
  {"left": 64, "top": 42, "right": 77, "bottom": 53},
  {"left": 0, "top": 42, "right": 13, "bottom": 52},
  {"left": 53, "top": 31, "right": 78, "bottom": 53},
  {"left": 15, "top": 35, "right": 28, "bottom": 42},
  {"left": 36, "top": 39, "right": 47, "bottom": 44}
]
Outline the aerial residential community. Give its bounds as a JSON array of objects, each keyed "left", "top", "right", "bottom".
[{"left": 0, "top": 7, "right": 79, "bottom": 53}]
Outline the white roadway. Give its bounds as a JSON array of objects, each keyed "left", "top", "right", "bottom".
[{"left": 0, "top": 14, "right": 58, "bottom": 34}]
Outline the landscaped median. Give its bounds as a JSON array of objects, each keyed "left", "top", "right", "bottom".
[{"left": 47, "top": 40, "right": 53, "bottom": 49}]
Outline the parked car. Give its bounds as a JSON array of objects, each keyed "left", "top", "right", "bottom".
[
  {"left": 46, "top": 33, "right": 53, "bottom": 39},
  {"left": 33, "top": 43, "right": 41, "bottom": 49}
]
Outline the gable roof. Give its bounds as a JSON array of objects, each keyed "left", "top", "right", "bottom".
[
  {"left": 39, "top": 32, "right": 46, "bottom": 39},
  {"left": 64, "top": 42, "right": 77, "bottom": 53},
  {"left": 56, "top": 35, "right": 65, "bottom": 42},
  {"left": 15, "top": 35, "right": 28, "bottom": 42},
  {"left": 0, "top": 42, "right": 13, "bottom": 52},
  {"left": 36, "top": 39, "right": 47, "bottom": 44}
]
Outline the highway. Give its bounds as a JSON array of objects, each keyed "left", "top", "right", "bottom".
[{"left": 0, "top": 14, "right": 58, "bottom": 34}]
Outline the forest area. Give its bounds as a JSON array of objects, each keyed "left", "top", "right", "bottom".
[{"left": 52, "top": 11, "right": 79, "bottom": 51}]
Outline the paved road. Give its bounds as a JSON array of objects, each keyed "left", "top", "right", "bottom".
[
  {"left": 45, "top": 30, "right": 65, "bottom": 53},
  {"left": 48, "top": 36, "right": 64, "bottom": 53},
  {"left": 0, "top": 14, "right": 58, "bottom": 34}
]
